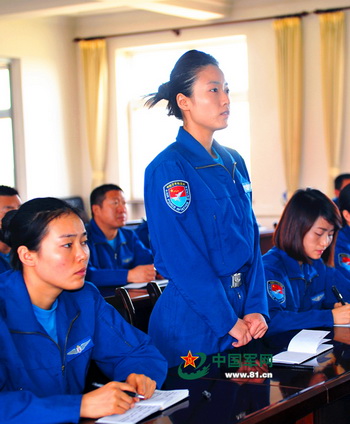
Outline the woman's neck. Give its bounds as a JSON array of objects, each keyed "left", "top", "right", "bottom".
[
  {"left": 183, "top": 124, "right": 214, "bottom": 156},
  {"left": 23, "top": 268, "right": 61, "bottom": 310}
]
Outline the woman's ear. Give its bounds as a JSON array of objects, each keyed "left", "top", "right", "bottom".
[
  {"left": 176, "top": 93, "right": 190, "bottom": 112},
  {"left": 342, "top": 209, "right": 350, "bottom": 226},
  {"left": 17, "top": 246, "right": 37, "bottom": 267}
]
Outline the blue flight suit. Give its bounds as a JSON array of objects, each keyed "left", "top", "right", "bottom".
[
  {"left": 334, "top": 225, "right": 350, "bottom": 278},
  {"left": 144, "top": 127, "right": 269, "bottom": 367},
  {"left": 0, "top": 255, "right": 10, "bottom": 274},
  {"left": 86, "top": 218, "right": 154, "bottom": 287},
  {"left": 263, "top": 246, "right": 350, "bottom": 335},
  {"left": 0, "top": 270, "right": 167, "bottom": 424}
]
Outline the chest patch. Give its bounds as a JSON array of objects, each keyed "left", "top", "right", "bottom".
[
  {"left": 66, "top": 337, "right": 94, "bottom": 362},
  {"left": 311, "top": 292, "right": 325, "bottom": 303},
  {"left": 338, "top": 253, "right": 350, "bottom": 269},
  {"left": 163, "top": 180, "right": 191, "bottom": 214},
  {"left": 267, "top": 280, "right": 285, "bottom": 303}
]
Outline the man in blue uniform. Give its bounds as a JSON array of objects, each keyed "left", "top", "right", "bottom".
[{"left": 86, "top": 184, "right": 156, "bottom": 287}]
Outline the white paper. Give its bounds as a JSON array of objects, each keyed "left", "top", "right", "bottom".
[
  {"left": 273, "top": 330, "right": 332, "bottom": 365},
  {"left": 96, "top": 389, "right": 189, "bottom": 424}
]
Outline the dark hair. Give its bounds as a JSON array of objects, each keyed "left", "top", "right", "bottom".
[
  {"left": 274, "top": 188, "right": 342, "bottom": 265},
  {"left": 334, "top": 173, "right": 350, "bottom": 190},
  {"left": 90, "top": 184, "right": 123, "bottom": 214},
  {"left": 144, "top": 49, "right": 219, "bottom": 120},
  {"left": 0, "top": 185, "right": 19, "bottom": 197},
  {"left": 0, "top": 197, "right": 82, "bottom": 271},
  {"left": 339, "top": 184, "right": 350, "bottom": 226}
]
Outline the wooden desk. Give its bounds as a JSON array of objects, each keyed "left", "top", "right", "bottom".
[{"left": 82, "top": 329, "right": 350, "bottom": 424}]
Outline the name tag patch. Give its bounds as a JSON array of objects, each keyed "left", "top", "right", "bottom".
[
  {"left": 242, "top": 182, "right": 252, "bottom": 193},
  {"left": 163, "top": 180, "right": 191, "bottom": 214}
]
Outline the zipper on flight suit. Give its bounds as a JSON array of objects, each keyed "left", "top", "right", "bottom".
[{"left": 195, "top": 161, "right": 237, "bottom": 183}]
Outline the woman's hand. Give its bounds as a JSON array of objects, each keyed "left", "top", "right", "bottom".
[
  {"left": 125, "top": 373, "right": 156, "bottom": 399},
  {"left": 80, "top": 381, "right": 137, "bottom": 419},
  {"left": 228, "top": 318, "right": 252, "bottom": 347},
  {"left": 332, "top": 304, "right": 350, "bottom": 325},
  {"left": 243, "top": 313, "right": 268, "bottom": 339}
]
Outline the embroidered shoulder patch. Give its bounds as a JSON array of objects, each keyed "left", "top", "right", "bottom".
[
  {"left": 338, "top": 253, "right": 350, "bottom": 269},
  {"left": 163, "top": 180, "right": 191, "bottom": 214},
  {"left": 66, "top": 337, "right": 94, "bottom": 362},
  {"left": 267, "top": 280, "right": 285, "bottom": 303}
]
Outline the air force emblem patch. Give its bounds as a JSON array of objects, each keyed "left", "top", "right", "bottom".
[
  {"left": 267, "top": 281, "right": 285, "bottom": 303},
  {"left": 338, "top": 253, "right": 350, "bottom": 269},
  {"left": 164, "top": 180, "right": 191, "bottom": 214},
  {"left": 66, "top": 337, "right": 94, "bottom": 362}
]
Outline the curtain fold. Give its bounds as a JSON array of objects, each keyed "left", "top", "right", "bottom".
[
  {"left": 79, "top": 39, "right": 108, "bottom": 189},
  {"left": 273, "top": 17, "right": 303, "bottom": 200},
  {"left": 319, "top": 11, "right": 345, "bottom": 195}
]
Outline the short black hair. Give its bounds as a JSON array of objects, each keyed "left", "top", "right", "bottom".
[
  {"left": 0, "top": 197, "right": 82, "bottom": 271},
  {"left": 90, "top": 184, "right": 123, "bottom": 214},
  {"left": 274, "top": 188, "right": 342, "bottom": 265},
  {"left": 334, "top": 174, "right": 350, "bottom": 190},
  {"left": 0, "top": 185, "right": 19, "bottom": 196}
]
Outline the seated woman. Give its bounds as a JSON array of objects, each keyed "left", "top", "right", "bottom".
[
  {"left": 0, "top": 197, "right": 167, "bottom": 424},
  {"left": 263, "top": 188, "right": 350, "bottom": 335},
  {"left": 335, "top": 183, "right": 350, "bottom": 277}
]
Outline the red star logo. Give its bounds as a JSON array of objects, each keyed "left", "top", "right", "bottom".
[{"left": 180, "top": 351, "right": 199, "bottom": 368}]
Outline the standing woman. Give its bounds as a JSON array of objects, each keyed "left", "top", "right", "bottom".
[
  {"left": 144, "top": 50, "right": 268, "bottom": 367},
  {"left": 335, "top": 183, "right": 350, "bottom": 277},
  {"left": 0, "top": 198, "right": 167, "bottom": 424},
  {"left": 263, "top": 188, "right": 350, "bottom": 336}
]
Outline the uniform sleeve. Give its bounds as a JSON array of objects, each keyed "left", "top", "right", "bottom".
[
  {"left": 243, "top": 217, "right": 269, "bottom": 319},
  {"left": 128, "top": 232, "right": 154, "bottom": 267},
  {"left": 145, "top": 161, "right": 241, "bottom": 338},
  {"left": 324, "top": 265, "right": 350, "bottom": 307},
  {"left": 91, "top": 292, "right": 168, "bottom": 387},
  {"left": 264, "top": 267, "right": 334, "bottom": 335},
  {"left": 0, "top": 391, "right": 82, "bottom": 424},
  {"left": 228, "top": 149, "right": 269, "bottom": 319},
  {"left": 334, "top": 231, "right": 350, "bottom": 279},
  {"left": 86, "top": 264, "right": 128, "bottom": 287}
]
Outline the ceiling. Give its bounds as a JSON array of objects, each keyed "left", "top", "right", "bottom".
[{"left": 0, "top": 0, "right": 233, "bottom": 21}]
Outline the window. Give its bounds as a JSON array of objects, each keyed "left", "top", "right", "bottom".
[
  {"left": 0, "top": 60, "right": 16, "bottom": 187},
  {"left": 115, "top": 36, "right": 250, "bottom": 200}
]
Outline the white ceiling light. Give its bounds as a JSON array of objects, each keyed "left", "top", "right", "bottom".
[{"left": 132, "top": 1, "right": 225, "bottom": 20}]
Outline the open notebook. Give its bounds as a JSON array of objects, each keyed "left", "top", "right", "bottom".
[
  {"left": 272, "top": 329, "right": 332, "bottom": 365},
  {"left": 96, "top": 389, "right": 189, "bottom": 424}
]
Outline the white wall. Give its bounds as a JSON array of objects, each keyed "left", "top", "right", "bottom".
[
  {"left": 1, "top": 0, "right": 350, "bottom": 225},
  {"left": 0, "top": 16, "right": 81, "bottom": 201},
  {"left": 76, "top": 5, "right": 350, "bottom": 225}
]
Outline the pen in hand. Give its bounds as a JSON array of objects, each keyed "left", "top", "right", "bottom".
[
  {"left": 91, "top": 382, "right": 145, "bottom": 399},
  {"left": 332, "top": 285, "right": 346, "bottom": 306}
]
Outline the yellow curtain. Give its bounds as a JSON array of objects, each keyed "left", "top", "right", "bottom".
[
  {"left": 79, "top": 39, "right": 108, "bottom": 189},
  {"left": 319, "top": 11, "right": 345, "bottom": 195},
  {"left": 273, "top": 17, "right": 302, "bottom": 200}
]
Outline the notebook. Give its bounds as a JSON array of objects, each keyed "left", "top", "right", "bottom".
[{"left": 96, "top": 389, "right": 189, "bottom": 424}]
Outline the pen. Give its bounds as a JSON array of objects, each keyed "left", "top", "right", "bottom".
[
  {"left": 91, "top": 382, "right": 145, "bottom": 399},
  {"left": 332, "top": 285, "right": 346, "bottom": 305}
]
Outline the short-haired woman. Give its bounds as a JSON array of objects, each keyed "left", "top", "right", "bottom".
[{"left": 263, "top": 188, "right": 350, "bottom": 335}]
